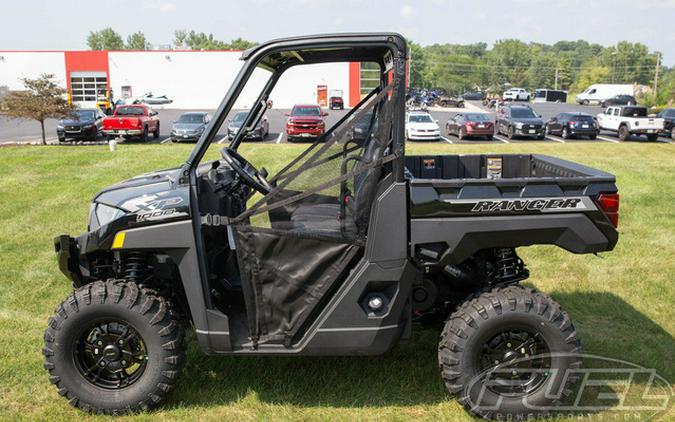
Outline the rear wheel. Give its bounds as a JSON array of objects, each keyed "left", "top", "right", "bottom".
[
  {"left": 671, "top": 127, "right": 675, "bottom": 140},
  {"left": 153, "top": 123, "right": 160, "bottom": 139},
  {"left": 646, "top": 134, "right": 658, "bottom": 142},
  {"left": 618, "top": 125, "right": 629, "bottom": 141},
  {"left": 486, "top": 135, "right": 493, "bottom": 141},
  {"left": 438, "top": 285, "right": 581, "bottom": 420},
  {"left": 589, "top": 134, "right": 597, "bottom": 140},
  {"left": 140, "top": 126, "right": 149, "bottom": 142},
  {"left": 562, "top": 127, "right": 570, "bottom": 139},
  {"left": 43, "top": 280, "right": 186, "bottom": 414}
]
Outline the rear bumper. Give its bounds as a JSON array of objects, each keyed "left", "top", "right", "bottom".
[
  {"left": 568, "top": 128, "right": 599, "bottom": 136},
  {"left": 54, "top": 235, "right": 82, "bottom": 285},
  {"left": 630, "top": 128, "right": 661, "bottom": 135},
  {"left": 103, "top": 129, "right": 143, "bottom": 136},
  {"left": 466, "top": 127, "right": 494, "bottom": 136}
]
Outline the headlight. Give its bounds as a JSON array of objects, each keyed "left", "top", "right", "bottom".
[
  {"left": 196, "top": 126, "right": 205, "bottom": 133},
  {"left": 57, "top": 124, "right": 64, "bottom": 130},
  {"left": 515, "top": 122, "right": 524, "bottom": 129},
  {"left": 91, "top": 203, "right": 125, "bottom": 229}
]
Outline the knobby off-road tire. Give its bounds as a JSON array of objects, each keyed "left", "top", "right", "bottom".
[
  {"left": 438, "top": 285, "right": 581, "bottom": 420},
  {"left": 43, "top": 280, "right": 186, "bottom": 414}
]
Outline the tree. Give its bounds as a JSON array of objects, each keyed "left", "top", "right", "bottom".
[
  {"left": 126, "top": 31, "right": 149, "bottom": 50},
  {"left": 2, "top": 74, "right": 73, "bottom": 144},
  {"left": 570, "top": 65, "right": 611, "bottom": 93},
  {"left": 228, "top": 37, "right": 257, "bottom": 50},
  {"left": 87, "top": 28, "right": 125, "bottom": 50},
  {"left": 173, "top": 29, "right": 256, "bottom": 50}
]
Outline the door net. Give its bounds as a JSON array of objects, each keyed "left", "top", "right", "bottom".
[{"left": 231, "top": 74, "right": 401, "bottom": 346}]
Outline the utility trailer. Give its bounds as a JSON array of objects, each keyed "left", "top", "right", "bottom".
[{"left": 45, "top": 33, "right": 620, "bottom": 420}]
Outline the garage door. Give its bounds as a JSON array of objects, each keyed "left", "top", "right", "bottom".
[{"left": 70, "top": 71, "right": 107, "bottom": 108}]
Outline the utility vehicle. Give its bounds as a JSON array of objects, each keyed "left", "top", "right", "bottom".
[{"left": 45, "top": 33, "right": 620, "bottom": 419}]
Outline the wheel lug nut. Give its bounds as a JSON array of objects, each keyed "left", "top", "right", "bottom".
[
  {"left": 118, "top": 340, "right": 124, "bottom": 345},
  {"left": 97, "top": 341, "right": 103, "bottom": 346},
  {"left": 99, "top": 361, "right": 106, "bottom": 367},
  {"left": 121, "top": 360, "right": 126, "bottom": 365},
  {"left": 506, "top": 342, "right": 511, "bottom": 348},
  {"left": 494, "top": 360, "right": 499, "bottom": 364}
]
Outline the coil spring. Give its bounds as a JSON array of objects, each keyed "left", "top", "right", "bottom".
[
  {"left": 492, "top": 248, "right": 528, "bottom": 284},
  {"left": 124, "top": 252, "right": 148, "bottom": 283}
]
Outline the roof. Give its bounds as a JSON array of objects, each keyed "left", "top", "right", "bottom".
[{"left": 239, "top": 33, "right": 407, "bottom": 71}]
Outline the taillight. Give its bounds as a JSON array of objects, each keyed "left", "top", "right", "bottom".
[
  {"left": 569, "top": 120, "right": 577, "bottom": 127},
  {"left": 597, "top": 193, "right": 620, "bottom": 228}
]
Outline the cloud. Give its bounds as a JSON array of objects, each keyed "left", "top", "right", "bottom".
[
  {"left": 142, "top": 1, "right": 176, "bottom": 13},
  {"left": 400, "top": 4, "right": 416, "bottom": 19}
]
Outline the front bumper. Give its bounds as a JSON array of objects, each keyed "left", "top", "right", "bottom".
[
  {"left": 408, "top": 131, "right": 441, "bottom": 141},
  {"left": 57, "top": 126, "right": 97, "bottom": 139},
  {"left": 54, "top": 235, "right": 83, "bottom": 285},
  {"left": 286, "top": 127, "right": 325, "bottom": 138},
  {"left": 514, "top": 128, "right": 544, "bottom": 137},
  {"left": 171, "top": 130, "right": 202, "bottom": 141}
]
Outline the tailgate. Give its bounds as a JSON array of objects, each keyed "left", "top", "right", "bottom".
[{"left": 104, "top": 117, "right": 141, "bottom": 130}]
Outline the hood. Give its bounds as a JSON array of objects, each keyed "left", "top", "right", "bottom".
[
  {"left": 94, "top": 167, "right": 184, "bottom": 211},
  {"left": 512, "top": 117, "right": 543, "bottom": 125},
  {"left": 288, "top": 116, "right": 323, "bottom": 123},
  {"left": 408, "top": 121, "right": 440, "bottom": 130},
  {"left": 59, "top": 117, "right": 95, "bottom": 125},
  {"left": 172, "top": 122, "right": 205, "bottom": 131}
]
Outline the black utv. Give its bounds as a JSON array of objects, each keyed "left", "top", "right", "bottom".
[{"left": 45, "top": 33, "right": 620, "bottom": 419}]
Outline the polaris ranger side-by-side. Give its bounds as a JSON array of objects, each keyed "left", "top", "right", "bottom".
[{"left": 44, "top": 33, "right": 620, "bottom": 419}]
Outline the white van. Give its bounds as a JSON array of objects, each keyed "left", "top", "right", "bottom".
[{"left": 575, "top": 84, "right": 633, "bottom": 105}]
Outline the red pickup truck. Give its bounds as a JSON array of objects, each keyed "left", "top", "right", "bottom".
[
  {"left": 102, "top": 105, "right": 160, "bottom": 141},
  {"left": 285, "top": 104, "right": 328, "bottom": 142}
]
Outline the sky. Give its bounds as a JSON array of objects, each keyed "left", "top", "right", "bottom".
[{"left": 1, "top": 0, "right": 674, "bottom": 65}]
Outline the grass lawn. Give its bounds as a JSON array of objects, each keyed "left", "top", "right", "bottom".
[{"left": 0, "top": 142, "right": 673, "bottom": 421}]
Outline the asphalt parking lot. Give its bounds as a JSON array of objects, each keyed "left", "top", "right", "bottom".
[{"left": 1, "top": 101, "right": 672, "bottom": 146}]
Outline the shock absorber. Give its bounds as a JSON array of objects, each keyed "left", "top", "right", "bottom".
[
  {"left": 492, "top": 248, "right": 529, "bottom": 284},
  {"left": 123, "top": 252, "right": 149, "bottom": 283}
]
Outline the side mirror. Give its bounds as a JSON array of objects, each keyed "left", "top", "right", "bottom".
[
  {"left": 266, "top": 99, "right": 274, "bottom": 109},
  {"left": 322, "top": 111, "right": 329, "bottom": 117},
  {"left": 284, "top": 112, "right": 290, "bottom": 117},
  {"left": 435, "top": 119, "right": 439, "bottom": 124}
]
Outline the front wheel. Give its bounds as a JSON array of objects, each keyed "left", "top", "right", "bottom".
[
  {"left": 618, "top": 126, "right": 629, "bottom": 141},
  {"left": 43, "top": 280, "right": 186, "bottom": 414},
  {"left": 153, "top": 123, "right": 160, "bottom": 139},
  {"left": 507, "top": 126, "right": 515, "bottom": 139},
  {"left": 438, "top": 285, "right": 581, "bottom": 420}
]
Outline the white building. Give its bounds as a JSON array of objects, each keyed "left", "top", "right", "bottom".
[{"left": 0, "top": 50, "right": 367, "bottom": 109}]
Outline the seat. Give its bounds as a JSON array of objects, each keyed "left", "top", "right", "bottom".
[{"left": 290, "top": 136, "right": 385, "bottom": 236}]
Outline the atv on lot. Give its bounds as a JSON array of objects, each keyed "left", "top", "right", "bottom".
[{"left": 45, "top": 33, "right": 620, "bottom": 419}]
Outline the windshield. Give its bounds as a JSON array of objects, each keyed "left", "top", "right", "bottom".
[
  {"left": 72, "top": 110, "right": 95, "bottom": 120},
  {"left": 510, "top": 108, "right": 537, "bottom": 118},
  {"left": 291, "top": 106, "right": 321, "bottom": 117},
  {"left": 408, "top": 114, "right": 433, "bottom": 123},
  {"left": 177, "top": 114, "right": 204, "bottom": 123},
  {"left": 465, "top": 113, "right": 490, "bottom": 122},
  {"left": 232, "top": 111, "right": 248, "bottom": 123},
  {"left": 116, "top": 106, "right": 145, "bottom": 116},
  {"left": 664, "top": 109, "right": 675, "bottom": 117}
]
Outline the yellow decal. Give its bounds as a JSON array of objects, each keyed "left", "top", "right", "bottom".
[{"left": 112, "top": 232, "right": 126, "bottom": 249}]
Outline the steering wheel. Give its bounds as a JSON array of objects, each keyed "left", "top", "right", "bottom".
[{"left": 220, "top": 147, "right": 272, "bottom": 195}]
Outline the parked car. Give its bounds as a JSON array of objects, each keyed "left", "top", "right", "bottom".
[
  {"left": 496, "top": 104, "right": 545, "bottom": 139},
  {"left": 502, "top": 88, "right": 530, "bottom": 101},
  {"left": 285, "top": 104, "right": 328, "bottom": 142},
  {"left": 461, "top": 91, "right": 485, "bottom": 100},
  {"left": 446, "top": 112, "right": 493, "bottom": 140},
  {"left": 227, "top": 111, "right": 269, "bottom": 141},
  {"left": 600, "top": 95, "right": 636, "bottom": 107},
  {"left": 170, "top": 112, "right": 211, "bottom": 142},
  {"left": 136, "top": 92, "right": 173, "bottom": 105},
  {"left": 350, "top": 111, "right": 377, "bottom": 143},
  {"left": 437, "top": 95, "right": 464, "bottom": 108},
  {"left": 576, "top": 84, "right": 633, "bottom": 105},
  {"left": 656, "top": 108, "right": 675, "bottom": 139},
  {"left": 102, "top": 104, "right": 160, "bottom": 141},
  {"left": 597, "top": 106, "right": 664, "bottom": 141},
  {"left": 405, "top": 111, "right": 441, "bottom": 141},
  {"left": 57, "top": 108, "right": 107, "bottom": 142},
  {"left": 545, "top": 112, "right": 599, "bottom": 140}
]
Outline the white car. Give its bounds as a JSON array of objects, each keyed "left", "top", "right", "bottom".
[
  {"left": 405, "top": 111, "right": 441, "bottom": 141},
  {"left": 596, "top": 106, "right": 664, "bottom": 141},
  {"left": 503, "top": 88, "right": 530, "bottom": 101}
]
